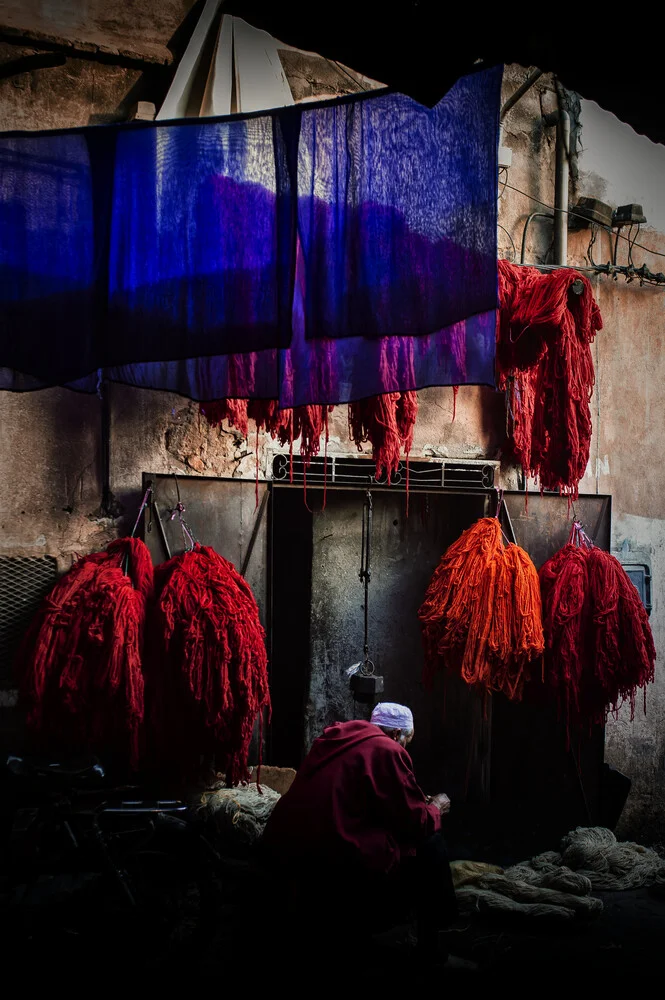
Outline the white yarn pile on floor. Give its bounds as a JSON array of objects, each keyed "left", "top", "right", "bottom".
[
  {"left": 199, "top": 784, "right": 281, "bottom": 846},
  {"left": 455, "top": 826, "right": 665, "bottom": 924},
  {"left": 522, "top": 826, "right": 665, "bottom": 891},
  {"left": 456, "top": 865, "right": 603, "bottom": 925}
]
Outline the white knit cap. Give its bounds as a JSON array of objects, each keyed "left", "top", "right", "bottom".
[{"left": 371, "top": 702, "right": 414, "bottom": 732}]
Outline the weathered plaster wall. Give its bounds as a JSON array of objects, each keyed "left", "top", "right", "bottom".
[
  {"left": 0, "top": 36, "right": 663, "bottom": 838},
  {"left": 499, "top": 66, "right": 665, "bottom": 839},
  {"left": 0, "top": 0, "right": 194, "bottom": 62}
]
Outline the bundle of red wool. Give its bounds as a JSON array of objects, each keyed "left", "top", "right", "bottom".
[
  {"left": 147, "top": 544, "right": 270, "bottom": 787},
  {"left": 348, "top": 391, "right": 418, "bottom": 482},
  {"left": 497, "top": 259, "right": 602, "bottom": 499},
  {"left": 16, "top": 537, "right": 153, "bottom": 770},
  {"left": 539, "top": 536, "right": 656, "bottom": 731},
  {"left": 419, "top": 517, "right": 543, "bottom": 700}
]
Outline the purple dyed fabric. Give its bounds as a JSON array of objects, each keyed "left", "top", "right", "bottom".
[{"left": 0, "top": 66, "right": 501, "bottom": 401}]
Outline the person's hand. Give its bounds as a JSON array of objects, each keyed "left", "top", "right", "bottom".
[{"left": 428, "top": 792, "right": 451, "bottom": 815}]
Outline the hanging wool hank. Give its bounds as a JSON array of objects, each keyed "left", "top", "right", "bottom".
[
  {"left": 348, "top": 391, "right": 418, "bottom": 484},
  {"left": 147, "top": 544, "right": 270, "bottom": 788},
  {"left": 539, "top": 523, "right": 656, "bottom": 732},
  {"left": 418, "top": 516, "right": 544, "bottom": 700},
  {"left": 497, "top": 259, "right": 602, "bottom": 500},
  {"left": 16, "top": 537, "right": 152, "bottom": 771}
]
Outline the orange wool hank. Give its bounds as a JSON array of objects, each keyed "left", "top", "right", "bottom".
[{"left": 419, "top": 517, "right": 543, "bottom": 700}]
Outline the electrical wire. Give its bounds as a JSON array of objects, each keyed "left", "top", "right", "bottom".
[
  {"left": 504, "top": 182, "right": 665, "bottom": 259},
  {"left": 498, "top": 166, "right": 508, "bottom": 199},
  {"left": 629, "top": 224, "right": 641, "bottom": 267},
  {"left": 497, "top": 223, "right": 516, "bottom": 262},
  {"left": 586, "top": 225, "right": 598, "bottom": 267}
]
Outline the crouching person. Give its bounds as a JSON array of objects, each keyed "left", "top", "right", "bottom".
[{"left": 259, "top": 702, "right": 460, "bottom": 966}]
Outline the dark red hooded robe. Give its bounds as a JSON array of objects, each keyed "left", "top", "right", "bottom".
[{"left": 261, "top": 720, "right": 440, "bottom": 875}]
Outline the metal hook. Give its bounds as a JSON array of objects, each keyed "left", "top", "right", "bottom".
[{"left": 495, "top": 487, "right": 504, "bottom": 518}]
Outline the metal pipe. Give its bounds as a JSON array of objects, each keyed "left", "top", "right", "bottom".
[
  {"left": 554, "top": 110, "right": 571, "bottom": 265},
  {"left": 500, "top": 68, "right": 544, "bottom": 121}
]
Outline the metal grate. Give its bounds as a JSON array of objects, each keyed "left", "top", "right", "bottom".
[
  {"left": 272, "top": 455, "right": 495, "bottom": 490},
  {"left": 0, "top": 556, "right": 58, "bottom": 682}
]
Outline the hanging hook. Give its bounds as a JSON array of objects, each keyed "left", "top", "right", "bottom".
[
  {"left": 168, "top": 498, "right": 197, "bottom": 552},
  {"left": 494, "top": 487, "right": 504, "bottom": 518}
]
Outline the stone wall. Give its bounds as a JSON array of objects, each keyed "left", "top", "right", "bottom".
[{"left": 0, "top": 12, "right": 663, "bottom": 839}]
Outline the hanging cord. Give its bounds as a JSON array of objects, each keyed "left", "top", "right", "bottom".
[
  {"left": 167, "top": 473, "right": 197, "bottom": 552},
  {"left": 169, "top": 502, "right": 196, "bottom": 551},
  {"left": 131, "top": 486, "right": 153, "bottom": 539},
  {"left": 358, "top": 488, "right": 374, "bottom": 677},
  {"left": 569, "top": 518, "right": 594, "bottom": 550}
]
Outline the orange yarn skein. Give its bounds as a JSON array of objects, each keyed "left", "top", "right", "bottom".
[{"left": 419, "top": 517, "right": 544, "bottom": 699}]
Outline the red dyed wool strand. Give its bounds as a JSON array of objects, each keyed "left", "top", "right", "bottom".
[
  {"left": 147, "top": 545, "right": 270, "bottom": 788},
  {"left": 16, "top": 537, "right": 152, "bottom": 771},
  {"left": 349, "top": 391, "right": 418, "bottom": 483},
  {"left": 200, "top": 398, "right": 249, "bottom": 437},
  {"left": 538, "top": 543, "right": 589, "bottom": 729},
  {"left": 497, "top": 260, "right": 602, "bottom": 499}
]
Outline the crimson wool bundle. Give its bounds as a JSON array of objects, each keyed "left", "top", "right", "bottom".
[
  {"left": 348, "top": 391, "right": 418, "bottom": 483},
  {"left": 16, "top": 537, "right": 152, "bottom": 770},
  {"left": 539, "top": 533, "right": 656, "bottom": 730},
  {"left": 497, "top": 260, "right": 602, "bottom": 499},
  {"left": 148, "top": 544, "right": 270, "bottom": 787},
  {"left": 419, "top": 517, "right": 544, "bottom": 700}
]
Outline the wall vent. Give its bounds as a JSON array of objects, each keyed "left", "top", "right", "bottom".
[
  {"left": 0, "top": 556, "right": 58, "bottom": 683},
  {"left": 272, "top": 455, "right": 496, "bottom": 491}
]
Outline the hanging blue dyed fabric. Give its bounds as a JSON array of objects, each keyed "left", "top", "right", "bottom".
[{"left": 0, "top": 66, "right": 502, "bottom": 403}]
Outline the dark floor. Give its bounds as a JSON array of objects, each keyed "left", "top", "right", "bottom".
[
  {"left": 225, "top": 886, "right": 665, "bottom": 986},
  {"left": 7, "top": 883, "right": 665, "bottom": 987},
  {"left": 361, "top": 887, "right": 665, "bottom": 983}
]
